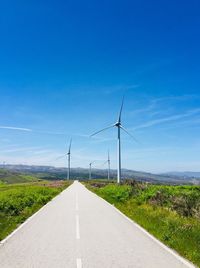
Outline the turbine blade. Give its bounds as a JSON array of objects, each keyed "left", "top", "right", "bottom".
[
  {"left": 120, "top": 126, "right": 140, "bottom": 144},
  {"left": 90, "top": 125, "right": 114, "bottom": 137},
  {"left": 96, "top": 160, "right": 108, "bottom": 168},
  {"left": 118, "top": 95, "right": 125, "bottom": 122},
  {"left": 55, "top": 154, "right": 68, "bottom": 161}
]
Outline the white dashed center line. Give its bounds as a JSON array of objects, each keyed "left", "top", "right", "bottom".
[
  {"left": 76, "top": 258, "right": 82, "bottom": 268},
  {"left": 76, "top": 215, "right": 80, "bottom": 240}
]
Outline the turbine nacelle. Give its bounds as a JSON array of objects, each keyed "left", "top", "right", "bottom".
[{"left": 114, "top": 122, "right": 121, "bottom": 127}]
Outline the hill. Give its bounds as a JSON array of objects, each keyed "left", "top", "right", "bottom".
[
  {"left": 0, "top": 164, "right": 200, "bottom": 185},
  {"left": 0, "top": 169, "right": 39, "bottom": 184},
  {"left": 161, "top": 171, "right": 200, "bottom": 178}
]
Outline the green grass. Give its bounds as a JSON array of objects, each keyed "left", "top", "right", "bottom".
[
  {"left": 0, "top": 180, "right": 71, "bottom": 240},
  {"left": 86, "top": 181, "right": 200, "bottom": 267},
  {"left": 0, "top": 169, "right": 39, "bottom": 184}
]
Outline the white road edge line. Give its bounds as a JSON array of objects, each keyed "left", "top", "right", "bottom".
[
  {"left": 82, "top": 184, "right": 196, "bottom": 268},
  {"left": 0, "top": 182, "right": 75, "bottom": 246},
  {"left": 76, "top": 258, "right": 82, "bottom": 268},
  {"left": 76, "top": 215, "right": 80, "bottom": 239}
]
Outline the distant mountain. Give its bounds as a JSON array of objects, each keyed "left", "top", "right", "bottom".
[
  {"left": 161, "top": 171, "right": 200, "bottom": 178},
  {"left": 0, "top": 164, "right": 199, "bottom": 185}
]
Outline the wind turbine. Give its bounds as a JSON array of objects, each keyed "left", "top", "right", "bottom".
[
  {"left": 67, "top": 139, "right": 72, "bottom": 180},
  {"left": 91, "top": 97, "right": 138, "bottom": 184},
  {"left": 89, "top": 161, "right": 95, "bottom": 180},
  {"left": 102, "top": 150, "right": 111, "bottom": 180}
]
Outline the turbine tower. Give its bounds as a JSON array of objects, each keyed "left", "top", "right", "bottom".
[
  {"left": 67, "top": 139, "right": 72, "bottom": 180},
  {"left": 91, "top": 97, "right": 138, "bottom": 184}
]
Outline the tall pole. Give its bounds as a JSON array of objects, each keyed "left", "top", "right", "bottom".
[
  {"left": 108, "top": 152, "right": 110, "bottom": 180},
  {"left": 117, "top": 126, "right": 121, "bottom": 183},
  {"left": 67, "top": 153, "right": 70, "bottom": 180}
]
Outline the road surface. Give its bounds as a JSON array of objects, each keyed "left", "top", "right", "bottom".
[{"left": 0, "top": 181, "right": 195, "bottom": 268}]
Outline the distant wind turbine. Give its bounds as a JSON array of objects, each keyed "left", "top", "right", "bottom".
[
  {"left": 54, "top": 138, "right": 72, "bottom": 180},
  {"left": 89, "top": 161, "right": 95, "bottom": 180},
  {"left": 91, "top": 97, "right": 138, "bottom": 184},
  {"left": 67, "top": 139, "right": 72, "bottom": 180},
  {"left": 102, "top": 150, "right": 111, "bottom": 180},
  {"left": 107, "top": 150, "right": 110, "bottom": 180}
]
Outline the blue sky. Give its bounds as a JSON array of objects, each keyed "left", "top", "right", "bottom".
[{"left": 0, "top": 0, "right": 200, "bottom": 173}]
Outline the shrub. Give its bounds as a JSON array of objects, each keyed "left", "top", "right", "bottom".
[{"left": 98, "top": 184, "right": 132, "bottom": 203}]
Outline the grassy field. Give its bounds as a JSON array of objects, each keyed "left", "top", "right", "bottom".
[
  {"left": 85, "top": 180, "right": 200, "bottom": 267},
  {"left": 0, "top": 180, "right": 71, "bottom": 241},
  {"left": 0, "top": 169, "right": 40, "bottom": 184}
]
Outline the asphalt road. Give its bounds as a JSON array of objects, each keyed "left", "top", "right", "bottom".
[{"left": 0, "top": 181, "right": 195, "bottom": 268}]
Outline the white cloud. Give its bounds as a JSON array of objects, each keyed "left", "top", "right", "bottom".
[
  {"left": 133, "top": 108, "right": 200, "bottom": 130},
  {"left": 1, "top": 146, "right": 43, "bottom": 154},
  {"left": 0, "top": 126, "right": 32, "bottom": 132}
]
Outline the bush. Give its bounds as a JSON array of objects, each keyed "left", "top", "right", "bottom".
[{"left": 98, "top": 184, "right": 132, "bottom": 203}]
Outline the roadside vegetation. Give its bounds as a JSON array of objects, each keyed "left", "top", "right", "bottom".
[
  {"left": 85, "top": 180, "right": 200, "bottom": 267},
  {"left": 0, "top": 180, "right": 71, "bottom": 240}
]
